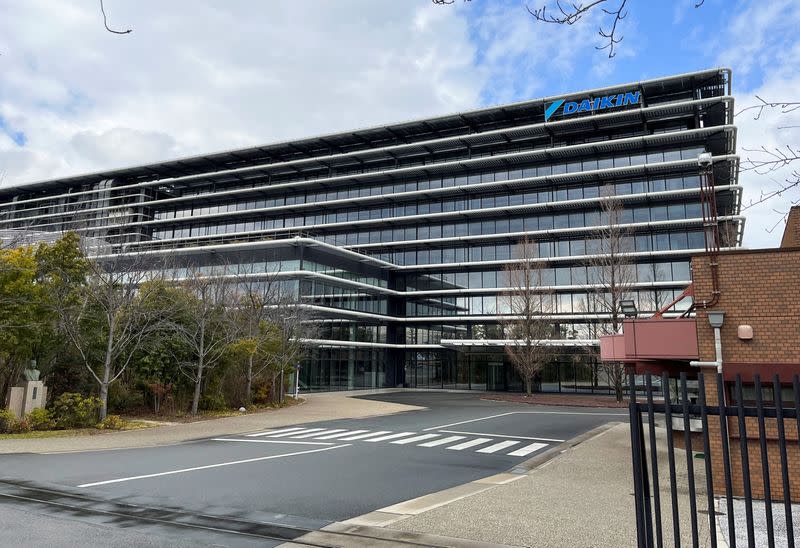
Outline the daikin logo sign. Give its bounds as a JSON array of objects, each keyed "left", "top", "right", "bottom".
[{"left": 544, "top": 90, "right": 641, "bottom": 122}]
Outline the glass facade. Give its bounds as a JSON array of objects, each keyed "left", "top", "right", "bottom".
[{"left": 0, "top": 68, "right": 741, "bottom": 393}]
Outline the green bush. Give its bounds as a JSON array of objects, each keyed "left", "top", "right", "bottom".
[
  {"left": 96, "top": 414, "right": 128, "bottom": 430},
  {"left": 0, "top": 409, "right": 16, "bottom": 434},
  {"left": 50, "top": 392, "right": 101, "bottom": 428},
  {"left": 9, "top": 418, "right": 31, "bottom": 434},
  {"left": 108, "top": 383, "right": 144, "bottom": 413},
  {"left": 26, "top": 408, "right": 54, "bottom": 431},
  {"left": 199, "top": 392, "right": 228, "bottom": 412}
]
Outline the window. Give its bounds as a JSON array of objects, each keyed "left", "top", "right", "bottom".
[
  {"left": 634, "top": 208, "right": 650, "bottom": 223},
  {"left": 651, "top": 206, "right": 668, "bottom": 222},
  {"left": 687, "top": 231, "right": 705, "bottom": 249},
  {"left": 469, "top": 271, "right": 482, "bottom": 288},
  {"left": 668, "top": 204, "right": 685, "bottom": 220},
  {"left": 672, "top": 261, "right": 690, "bottom": 280},
  {"left": 686, "top": 203, "right": 702, "bottom": 218}
]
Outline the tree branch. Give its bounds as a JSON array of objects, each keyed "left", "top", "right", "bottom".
[
  {"left": 740, "top": 145, "right": 800, "bottom": 174},
  {"left": 100, "top": 0, "right": 132, "bottom": 35},
  {"left": 735, "top": 95, "right": 800, "bottom": 120},
  {"left": 526, "top": 0, "right": 627, "bottom": 58}
]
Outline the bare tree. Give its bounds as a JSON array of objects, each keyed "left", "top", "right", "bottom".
[
  {"left": 264, "top": 290, "right": 319, "bottom": 403},
  {"left": 734, "top": 97, "right": 800, "bottom": 229},
  {"left": 501, "top": 237, "right": 557, "bottom": 396},
  {"left": 584, "top": 187, "right": 636, "bottom": 401},
  {"left": 230, "top": 266, "right": 283, "bottom": 404},
  {"left": 56, "top": 251, "right": 168, "bottom": 419},
  {"left": 433, "top": 0, "right": 705, "bottom": 58},
  {"left": 171, "top": 265, "right": 239, "bottom": 415}
]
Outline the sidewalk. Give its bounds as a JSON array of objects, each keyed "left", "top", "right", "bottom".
[
  {"left": 0, "top": 389, "right": 421, "bottom": 454},
  {"left": 363, "top": 422, "right": 708, "bottom": 548}
]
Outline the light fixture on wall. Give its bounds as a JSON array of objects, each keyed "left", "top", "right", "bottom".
[{"left": 620, "top": 299, "right": 637, "bottom": 318}]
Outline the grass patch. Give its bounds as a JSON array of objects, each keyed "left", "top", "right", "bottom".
[
  {"left": 0, "top": 420, "right": 155, "bottom": 440},
  {"left": 122, "top": 397, "right": 303, "bottom": 423}
]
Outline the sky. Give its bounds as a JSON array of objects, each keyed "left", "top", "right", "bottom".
[{"left": 0, "top": 0, "right": 798, "bottom": 247}]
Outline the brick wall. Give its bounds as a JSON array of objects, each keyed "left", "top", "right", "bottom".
[
  {"left": 691, "top": 247, "right": 800, "bottom": 502},
  {"left": 691, "top": 249, "right": 800, "bottom": 365},
  {"left": 780, "top": 206, "right": 800, "bottom": 248}
]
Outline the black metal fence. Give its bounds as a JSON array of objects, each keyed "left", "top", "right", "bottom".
[{"left": 629, "top": 371, "right": 800, "bottom": 548}]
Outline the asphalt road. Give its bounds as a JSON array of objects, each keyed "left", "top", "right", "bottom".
[{"left": 0, "top": 391, "right": 626, "bottom": 547}]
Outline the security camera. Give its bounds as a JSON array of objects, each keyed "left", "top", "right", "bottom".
[{"left": 697, "top": 153, "right": 713, "bottom": 167}]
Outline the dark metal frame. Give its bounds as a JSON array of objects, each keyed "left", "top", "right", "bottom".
[{"left": 630, "top": 371, "right": 799, "bottom": 548}]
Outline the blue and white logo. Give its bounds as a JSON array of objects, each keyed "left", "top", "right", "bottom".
[{"left": 544, "top": 91, "right": 641, "bottom": 122}]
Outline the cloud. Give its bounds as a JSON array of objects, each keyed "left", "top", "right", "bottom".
[
  {"left": 69, "top": 128, "right": 179, "bottom": 168},
  {"left": 464, "top": 1, "right": 610, "bottom": 104},
  {"left": 716, "top": 0, "right": 800, "bottom": 247},
  {"left": 0, "top": 1, "right": 484, "bottom": 184}
]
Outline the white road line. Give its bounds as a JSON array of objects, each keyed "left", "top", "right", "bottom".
[
  {"left": 390, "top": 433, "right": 440, "bottom": 445},
  {"left": 438, "top": 429, "right": 565, "bottom": 443},
  {"left": 261, "top": 428, "right": 327, "bottom": 438},
  {"left": 290, "top": 429, "right": 347, "bottom": 439},
  {"left": 314, "top": 430, "right": 369, "bottom": 440},
  {"left": 508, "top": 442, "right": 548, "bottom": 457},
  {"left": 476, "top": 440, "right": 520, "bottom": 454},
  {"left": 211, "top": 439, "right": 334, "bottom": 446},
  {"left": 338, "top": 430, "right": 389, "bottom": 441},
  {"left": 246, "top": 427, "right": 306, "bottom": 438},
  {"left": 366, "top": 432, "right": 417, "bottom": 443},
  {"left": 446, "top": 438, "right": 493, "bottom": 451},
  {"left": 418, "top": 435, "right": 465, "bottom": 447},
  {"left": 77, "top": 444, "right": 350, "bottom": 488},
  {"left": 424, "top": 413, "right": 516, "bottom": 431},
  {"left": 424, "top": 410, "right": 625, "bottom": 431}
]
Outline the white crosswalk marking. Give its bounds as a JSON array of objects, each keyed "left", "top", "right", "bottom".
[
  {"left": 291, "top": 429, "right": 347, "bottom": 439},
  {"left": 476, "top": 440, "right": 520, "bottom": 454},
  {"left": 246, "top": 427, "right": 306, "bottom": 438},
  {"left": 263, "top": 428, "right": 326, "bottom": 438},
  {"left": 366, "top": 432, "right": 417, "bottom": 442},
  {"left": 338, "top": 430, "right": 390, "bottom": 441},
  {"left": 447, "top": 438, "right": 493, "bottom": 451},
  {"left": 418, "top": 435, "right": 465, "bottom": 447},
  {"left": 238, "top": 427, "right": 550, "bottom": 458},
  {"left": 390, "top": 433, "right": 440, "bottom": 445},
  {"left": 314, "top": 430, "right": 369, "bottom": 440},
  {"left": 508, "top": 442, "right": 548, "bottom": 457}
]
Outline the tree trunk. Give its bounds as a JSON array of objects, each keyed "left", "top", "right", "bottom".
[
  {"left": 246, "top": 354, "right": 254, "bottom": 405},
  {"left": 99, "top": 381, "right": 109, "bottom": 421},
  {"left": 279, "top": 370, "right": 284, "bottom": 404},
  {"left": 191, "top": 322, "right": 206, "bottom": 415},
  {"left": 99, "top": 316, "right": 115, "bottom": 420},
  {"left": 615, "top": 370, "right": 624, "bottom": 403},
  {"left": 192, "top": 368, "right": 203, "bottom": 415},
  {"left": 525, "top": 377, "right": 532, "bottom": 396}
]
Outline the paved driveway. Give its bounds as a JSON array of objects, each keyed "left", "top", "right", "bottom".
[{"left": 0, "top": 391, "right": 626, "bottom": 546}]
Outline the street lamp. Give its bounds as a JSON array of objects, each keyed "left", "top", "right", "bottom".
[{"left": 620, "top": 299, "right": 638, "bottom": 318}]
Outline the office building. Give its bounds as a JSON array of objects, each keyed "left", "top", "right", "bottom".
[{"left": 0, "top": 68, "right": 742, "bottom": 393}]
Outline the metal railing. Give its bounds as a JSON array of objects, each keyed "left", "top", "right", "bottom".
[{"left": 629, "top": 371, "right": 800, "bottom": 548}]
